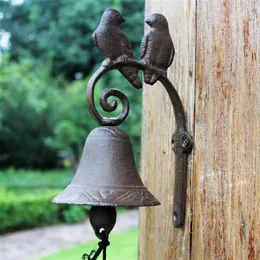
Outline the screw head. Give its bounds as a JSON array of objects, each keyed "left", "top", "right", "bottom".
[{"left": 182, "top": 138, "right": 189, "bottom": 148}]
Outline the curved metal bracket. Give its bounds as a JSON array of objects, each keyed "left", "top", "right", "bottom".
[{"left": 86, "top": 59, "right": 193, "bottom": 227}]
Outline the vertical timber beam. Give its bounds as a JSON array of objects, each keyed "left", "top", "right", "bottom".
[
  {"left": 140, "top": 0, "right": 259, "bottom": 259},
  {"left": 139, "top": 0, "right": 196, "bottom": 259},
  {"left": 192, "top": 1, "right": 260, "bottom": 259}
]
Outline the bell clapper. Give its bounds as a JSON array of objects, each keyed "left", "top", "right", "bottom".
[
  {"left": 89, "top": 206, "right": 117, "bottom": 239},
  {"left": 82, "top": 206, "right": 116, "bottom": 260}
]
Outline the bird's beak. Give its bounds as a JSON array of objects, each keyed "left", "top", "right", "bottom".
[
  {"left": 145, "top": 18, "right": 152, "bottom": 26},
  {"left": 120, "top": 16, "right": 126, "bottom": 23}
]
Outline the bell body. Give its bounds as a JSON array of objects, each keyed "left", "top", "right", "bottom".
[{"left": 52, "top": 126, "right": 160, "bottom": 207}]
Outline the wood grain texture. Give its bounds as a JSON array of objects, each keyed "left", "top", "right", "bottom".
[
  {"left": 139, "top": 0, "right": 196, "bottom": 259},
  {"left": 140, "top": 0, "right": 259, "bottom": 259},
  {"left": 192, "top": 0, "right": 260, "bottom": 259}
]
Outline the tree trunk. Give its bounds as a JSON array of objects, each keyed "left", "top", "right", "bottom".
[{"left": 139, "top": 0, "right": 259, "bottom": 259}]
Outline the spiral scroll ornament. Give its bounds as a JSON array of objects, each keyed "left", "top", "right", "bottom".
[
  {"left": 86, "top": 59, "right": 185, "bottom": 127},
  {"left": 86, "top": 63, "right": 132, "bottom": 126}
]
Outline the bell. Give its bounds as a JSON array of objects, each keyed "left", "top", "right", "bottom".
[{"left": 52, "top": 126, "right": 160, "bottom": 207}]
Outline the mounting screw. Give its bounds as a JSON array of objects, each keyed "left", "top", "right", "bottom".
[{"left": 182, "top": 138, "right": 189, "bottom": 148}]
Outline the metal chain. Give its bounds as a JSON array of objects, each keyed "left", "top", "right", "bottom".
[{"left": 82, "top": 231, "right": 110, "bottom": 260}]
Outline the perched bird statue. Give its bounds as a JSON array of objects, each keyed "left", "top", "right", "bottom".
[
  {"left": 140, "top": 13, "right": 175, "bottom": 85},
  {"left": 92, "top": 8, "right": 142, "bottom": 89}
]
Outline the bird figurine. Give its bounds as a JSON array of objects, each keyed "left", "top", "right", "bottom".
[
  {"left": 140, "top": 13, "right": 175, "bottom": 85},
  {"left": 92, "top": 8, "right": 142, "bottom": 89}
]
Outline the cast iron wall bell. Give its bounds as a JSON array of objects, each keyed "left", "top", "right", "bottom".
[{"left": 52, "top": 8, "right": 193, "bottom": 259}]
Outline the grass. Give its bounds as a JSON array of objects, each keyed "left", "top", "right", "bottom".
[{"left": 38, "top": 228, "right": 138, "bottom": 260}]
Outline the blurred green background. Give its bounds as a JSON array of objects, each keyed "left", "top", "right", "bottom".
[{"left": 0, "top": 0, "right": 144, "bottom": 258}]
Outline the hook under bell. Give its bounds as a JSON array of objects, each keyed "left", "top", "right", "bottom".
[{"left": 52, "top": 126, "right": 160, "bottom": 207}]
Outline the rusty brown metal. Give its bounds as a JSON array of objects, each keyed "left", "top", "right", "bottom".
[
  {"left": 82, "top": 206, "right": 115, "bottom": 260},
  {"left": 86, "top": 59, "right": 193, "bottom": 227},
  {"left": 89, "top": 206, "right": 116, "bottom": 239},
  {"left": 92, "top": 8, "right": 142, "bottom": 89},
  {"left": 53, "top": 8, "right": 193, "bottom": 231},
  {"left": 141, "top": 13, "right": 175, "bottom": 85},
  {"left": 86, "top": 8, "right": 194, "bottom": 228},
  {"left": 52, "top": 126, "right": 160, "bottom": 207}
]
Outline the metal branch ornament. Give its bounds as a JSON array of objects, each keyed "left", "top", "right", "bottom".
[{"left": 52, "top": 8, "right": 193, "bottom": 260}]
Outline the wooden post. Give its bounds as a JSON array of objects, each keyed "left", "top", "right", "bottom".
[
  {"left": 139, "top": 0, "right": 196, "bottom": 259},
  {"left": 139, "top": 0, "right": 259, "bottom": 259}
]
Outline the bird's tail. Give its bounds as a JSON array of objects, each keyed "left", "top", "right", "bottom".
[
  {"left": 119, "top": 67, "right": 142, "bottom": 89},
  {"left": 144, "top": 71, "right": 159, "bottom": 85}
]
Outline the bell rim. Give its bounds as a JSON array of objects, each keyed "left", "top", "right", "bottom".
[
  {"left": 52, "top": 184, "right": 161, "bottom": 207},
  {"left": 52, "top": 201, "right": 161, "bottom": 207}
]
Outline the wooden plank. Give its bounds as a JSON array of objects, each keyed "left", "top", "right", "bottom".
[
  {"left": 139, "top": 0, "right": 196, "bottom": 259},
  {"left": 192, "top": 1, "right": 260, "bottom": 259}
]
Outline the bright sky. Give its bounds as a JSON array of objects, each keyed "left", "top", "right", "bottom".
[
  {"left": 0, "top": 0, "right": 24, "bottom": 64},
  {"left": 0, "top": 32, "right": 10, "bottom": 49},
  {"left": 12, "top": 0, "right": 24, "bottom": 5},
  {"left": 0, "top": 0, "right": 24, "bottom": 49}
]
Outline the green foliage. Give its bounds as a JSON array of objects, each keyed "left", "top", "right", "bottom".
[
  {"left": 0, "top": 55, "right": 63, "bottom": 168},
  {"left": 0, "top": 55, "right": 142, "bottom": 170},
  {"left": 2, "top": 0, "right": 145, "bottom": 80},
  {"left": 44, "top": 76, "right": 99, "bottom": 170},
  {"left": 0, "top": 168, "right": 72, "bottom": 189},
  {"left": 0, "top": 169, "right": 90, "bottom": 233},
  {"left": 62, "top": 205, "right": 88, "bottom": 223},
  {"left": 0, "top": 188, "right": 90, "bottom": 233},
  {"left": 0, "top": 0, "right": 144, "bottom": 169},
  {"left": 38, "top": 228, "right": 138, "bottom": 260},
  {"left": 45, "top": 72, "right": 142, "bottom": 171},
  {"left": 0, "top": 188, "right": 59, "bottom": 233}
]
